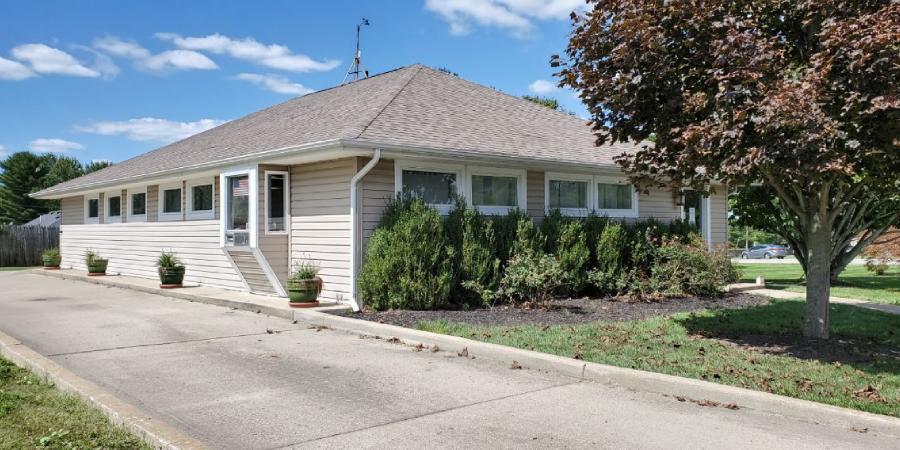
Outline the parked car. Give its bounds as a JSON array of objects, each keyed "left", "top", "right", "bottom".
[{"left": 740, "top": 244, "right": 788, "bottom": 259}]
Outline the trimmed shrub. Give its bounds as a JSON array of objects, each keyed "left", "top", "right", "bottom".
[
  {"left": 510, "top": 217, "right": 544, "bottom": 256},
  {"left": 491, "top": 208, "right": 529, "bottom": 267},
  {"left": 555, "top": 221, "right": 590, "bottom": 294},
  {"left": 540, "top": 209, "right": 566, "bottom": 253},
  {"left": 457, "top": 208, "right": 501, "bottom": 306},
  {"left": 500, "top": 251, "right": 564, "bottom": 303},
  {"left": 588, "top": 222, "right": 628, "bottom": 293},
  {"left": 358, "top": 200, "right": 455, "bottom": 310},
  {"left": 635, "top": 236, "right": 740, "bottom": 298}
]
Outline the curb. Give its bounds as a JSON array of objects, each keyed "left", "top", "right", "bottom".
[
  {"left": 0, "top": 330, "right": 206, "bottom": 450},
  {"left": 293, "top": 308, "right": 900, "bottom": 435}
]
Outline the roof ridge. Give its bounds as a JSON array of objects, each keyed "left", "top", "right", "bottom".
[
  {"left": 415, "top": 64, "right": 589, "bottom": 123},
  {"left": 354, "top": 65, "right": 424, "bottom": 139}
]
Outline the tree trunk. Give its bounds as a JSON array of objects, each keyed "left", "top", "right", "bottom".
[{"left": 804, "top": 215, "right": 831, "bottom": 339}]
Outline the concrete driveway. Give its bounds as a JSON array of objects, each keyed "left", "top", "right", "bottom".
[{"left": 0, "top": 271, "right": 894, "bottom": 449}]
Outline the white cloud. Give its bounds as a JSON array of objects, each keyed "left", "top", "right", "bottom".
[
  {"left": 234, "top": 73, "right": 314, "bottom": 95},
  {"left": 528, "top": 79, "right": 558, "bottom": 94},
  {"left": 0, "top": 56, "right": 35, "bottom": 80},
  {"left": 11, "top": 44, "right": 100, "bottom": 77},
  {"left": 93, "top": 36, "right": 217, "bottom": 73},
  {"left": 425, "top": 0, "right": 583, "bottom": 36},
  {"left": 156, "top": 33, "right": 340, "bottom": 72},
  {"left": 141, "top": 50, "right": 218, "bottom": 71},
  {"left": 0, "top": 144, "right": 6, "bottom": 158},
  {"left": 94, "top": 36, "right": 151, "bottom": 59},
  {"left": 29, "top": 138, "right": 85, "bottom": 153},
  {"left": 75, "top": 117, "right": 226, "bottom": 143}
]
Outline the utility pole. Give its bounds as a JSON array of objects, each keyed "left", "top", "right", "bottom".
[{"left": 342, "top": 18, "right": 370, "bottom": 84}]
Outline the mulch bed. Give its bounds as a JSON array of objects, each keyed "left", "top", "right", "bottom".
[{"left": 332, "top": 293, "right": 770, "bottom": 328}]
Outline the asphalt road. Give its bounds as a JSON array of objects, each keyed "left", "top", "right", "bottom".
[{"left": 0, "top": 271, "right": 895, "bottom": 449}]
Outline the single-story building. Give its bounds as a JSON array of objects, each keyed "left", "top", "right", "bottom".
[{"left": 33, "top": 64, "right": 727, "bottom": 310}]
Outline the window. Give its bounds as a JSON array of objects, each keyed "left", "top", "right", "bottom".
[
  {"left": 105, "top": 192, "right": 122, "bottom": 223},
  {"left": 85, "top": 196, "right": 99, "bottom": 223},
  {"left": 546, "top": 173, "right": 590, "bottom": 217},
  {"left": 396, "top": 162, "right": 463, "bottom": 214},
  {"left": 159, "top": 182, "right": 182, "bottom": 221},
  {"left": 467, "top": 167, "right": 526, "bottom": 215},
  {"left": 265, "top": 172, "right": 288, "bottom": 233},
  {"left": 402, "top": 170, "right": 458, "bottom": 204},
  {"left": 130, "top": 192, "right": 146, "bottom": 216},
  {"left": 187, "top": 179, "right": 215, "bottom": 219},
  {"left": 546, "top": 173, "right": 638, "bottom": 218}
]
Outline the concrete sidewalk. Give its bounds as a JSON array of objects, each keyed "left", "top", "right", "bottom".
[
  {"left": 732, "top": 284, "right": 900, "bottom": 316},
  {"left": 1, "top": 271, "right": 897, "bottom": 449}
]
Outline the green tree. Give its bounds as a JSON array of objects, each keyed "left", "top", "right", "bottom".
[
  {"left": 555, "top": 1, "right": 900, "bottom": 338},
  {"left": 0, "top": 152, "right": 55, "bottom": 224},
  {"left": 522, "top": 95, "right": 560, "bottom": 111},
  {"left": 84, "top": 160, "right": 113, "bottom": 174},
  {"left": 45, "top": 155, "right": 84, "bottom": 188}
]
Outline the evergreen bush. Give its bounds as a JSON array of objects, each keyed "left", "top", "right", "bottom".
[{"left": 357, "top": 199, "right": 454, "bottom": 310}]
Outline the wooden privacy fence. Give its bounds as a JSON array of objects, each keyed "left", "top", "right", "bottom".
[{"left": 0, "top": 224, "right": 60, "bottom": 267}]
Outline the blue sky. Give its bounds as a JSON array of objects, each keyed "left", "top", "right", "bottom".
[{"left": 0, "top": 0, "right": 586, "bottom": 164}]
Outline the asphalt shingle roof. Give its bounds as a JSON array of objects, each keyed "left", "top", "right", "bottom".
[{"left": 37, "top": 64, "right": 637, "bottom": 197}]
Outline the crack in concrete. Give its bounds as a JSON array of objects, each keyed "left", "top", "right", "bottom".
[
  {"left": 45, "top": 328, "right": 305, "bottom": 357},
  {"left": 269, "top": 380, "right": 582, "bottom": 449}
]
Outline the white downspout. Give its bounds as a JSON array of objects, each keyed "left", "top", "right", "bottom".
[{"left": 349, "top": 148, "right": 382, "bottom": 312}]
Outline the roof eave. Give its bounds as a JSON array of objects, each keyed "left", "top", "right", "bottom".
[{"left": 31, "top": 138, "right": 345, "bottom": 200}]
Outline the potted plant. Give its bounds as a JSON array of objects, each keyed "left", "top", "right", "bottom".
[
  {"left": 85, "top": 250, "right": 108, "bottom": 276},
  {"left": 42, "top": 247, "right": 61, "bottom": 270},
  {"left": 157, "top": 251, "right": 186, "bottom": 288},
  {"left": 287, "top": 259, "right": 322, "bottom": 308}
]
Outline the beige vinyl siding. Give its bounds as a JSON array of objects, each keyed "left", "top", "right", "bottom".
[
  {"left": 147, "top": 185, "right": 159, "bottom": 221},
  {"left": 258, "top": 165, "right": 289, "bottom": 285},
  {"left": 359, "top": 158, "right": 394, "bottom": 248},
  {"left": 60, "top": 196, "right": 84, "bottom": 225},
  {"left": 290, "top": 158, "right": 354, "bottom": 302},
  {"left": 98, "top": 193, "right": 105, "bottom": 224},
  {"left": 638, "top": 188, "right": 681, "bottom": 221},
  {"left": 59, "top": 221, "right": 244, "bottom": 290},
  {"left": 709, "top": 188, "right": 728, "bottom": 247},
  {"left": 526, "top": 170, "right": 544, "bottom": 221}
]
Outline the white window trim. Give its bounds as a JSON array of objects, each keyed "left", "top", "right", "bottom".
[
  {"left": 84, "top": 195, "right": 100, "bottom": 224},
  {"left": 219, "top": 166, "right": 259, "bottom": 248},
  {"left": 466, "top": 166, "right": 527, "bottom": 215},
  {"left": 545, "top": 173, "right": 640, "bottom": 218},
  {"left": 545, "top": 172, "right": 593, "bottom": 217},
  {"left": 394, "top": 160, "right": 465, "bottom": 214},
  {"left": 186, "top": 178, "right": 216, "bottom": 220},
  {"left": 158, "top": 181, "right": 183, "bottom": 222},
  {"left": 104, "top": 190, "right": 123, "bottom": 223},
  {"left": 127, "top": 187, "right": 147, "bottom": 222},
  {"left": 594, "top": 175, "right": 639, "bottom": 218},
  {"left": 264, "top": 170, "right": 290, "bottom": 235}
]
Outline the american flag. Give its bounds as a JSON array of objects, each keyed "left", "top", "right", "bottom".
[{"left": 232, "top": 177, "right": 249, "bottom": 196}]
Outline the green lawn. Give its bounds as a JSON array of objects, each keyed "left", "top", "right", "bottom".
[
  {"left": 418, "top": 299, "right": 900, "bottom": 416},
  {"left": 737, "top": 263, "right": 900, "bottom": 305},
  {"left": 0, "top": 357, "right": 150, "bottom": 449},
  {"left": 0, "top": 267, "right": 33, "bottom": 272}
]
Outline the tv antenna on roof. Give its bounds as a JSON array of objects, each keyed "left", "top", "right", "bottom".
[{"left": 342, "top": 18, "right": 370, "bottom": 84}]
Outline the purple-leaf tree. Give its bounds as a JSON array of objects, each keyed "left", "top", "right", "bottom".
[{"left": 554, "top": 0, "right": 899, "bottom": 338}]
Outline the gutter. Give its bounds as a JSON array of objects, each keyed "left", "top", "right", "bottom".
[{"left": 348, "top": 148, "right": 382, "bottom": 312}]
